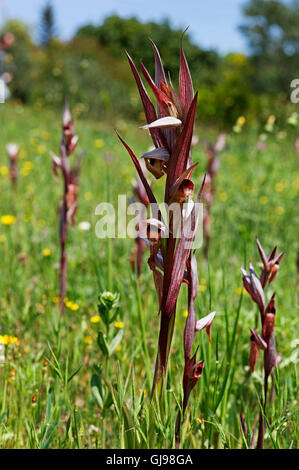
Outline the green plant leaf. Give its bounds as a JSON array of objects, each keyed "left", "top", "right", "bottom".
[
  {"left": 97, "top": 331, "right": 110, "bottom": 357},
  {"left": 109, "top": 329, "right": 123, "bottom": 355},
  {"left": 91, "top": 374, "right": 104, "bottom": 408}
]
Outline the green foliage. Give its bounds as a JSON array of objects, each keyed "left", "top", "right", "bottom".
[
  {"left": 76, "top": 15, "right": 220, "bottom": 83},
  {"left": 240, "top": 0, "right": 299, "bottom": 94},
  {"left": 0, "top": 15, "right": 252, "bottom": 127},
  {"left": 2, "top": 20, "right": 35, "bottom": 102}
]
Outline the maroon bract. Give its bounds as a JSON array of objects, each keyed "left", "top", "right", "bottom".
[
  {"left": 202, "top": 133, "right": 226, "bottom": 256},
  {"left": 130, "top": 161, "right": 150, "bottom": 277},
  {"left": 240, "top": 237, "right": 284, "bottom": 448},
  {"left": 51, "top": 103, "right": 80, "bottom": 315}
]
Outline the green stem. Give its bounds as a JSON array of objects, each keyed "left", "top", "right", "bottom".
[
  {"left": 136, "top": 277, "right": 151, "bottom": 390},
  {"left": 105, "top": 164, "right": 112, "bottom": 292}
]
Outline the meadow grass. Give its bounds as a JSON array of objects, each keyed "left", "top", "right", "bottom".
[{"left": 0, "top": 103, "right": 298, "bottom": 448}]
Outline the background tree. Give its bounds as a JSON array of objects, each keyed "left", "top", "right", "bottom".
[
  {"left": 40, "top": 1, "right": 56, "bottom": 48},
  {"left": 0, "top": 20, "right": 34, "bottom": 102},
  {"left": 240, "top": 0, "right": 299, "bottom": 95}
]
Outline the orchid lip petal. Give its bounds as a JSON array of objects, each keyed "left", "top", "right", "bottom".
[
  {"left": 249, "top": 328, "right": 267, "bottom": 350},
  {"left": 195, "top": 311, "right": 216, "bottom": 332},
  {"left": 138, "top": 218, "right": 167, "bottom": 242},
  {"left": 140, "top": 116, "right": 182, "bottom": 130},
  {"left": 192, "top": 360, "right": 204, "bottom": 379},
  {"left": 142, "top": 218, "right": 167, "bottom": 230},
  {"left": 140, "top": 147, "right": 170, "bottom": 162}
]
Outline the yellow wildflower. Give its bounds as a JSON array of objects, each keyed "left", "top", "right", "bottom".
[
  {"left": 22, "top": 214, "right": 32, "bottom": 222},
  {"left": 0, "top": 335, "right": 8, "bottom": 345},
  {"left": 24, "top": 161, "right": 34, "bottom": 170},
  {"left": 41, "top": 131, "right": 50, "bottom": 140},
  {"left": 236, "top": 116, "right": 246, "bottom": 127},
  {"left": 1, "top": 215, "right": 16, "bottom": 226},
  {"left": 198, "top": 285, "right": 207, "bottom": 292},
  {"left": 259, "top": 196, "right": 268, "bottom": 205},
  {"left": 275, "top": 206, "right": 285, "bottom": 216},
  {"left": 275, "top": 182, "right": 285, "bottom": 193},
  {"left": 236, "top": 287, "right": 246, "bottom": 295},
  {"left": 90, "top": 315, "right": 101, "bottom": 323},
  {"left": 0, "top": 166, "right": 9, "bottom": 176},
  {"left": 37, "top": 145, "right": 46, "bottom": 155},
  {"left": 93, "top": 139, "right": 104, "bottom": 149},
  {"left": 292, "top": 177, "right": 299, "bottom": 190},
  {"left": 65, "top": 300, "right": 79, "bottom": 311},
  {"left": 183, "top": 310, "right": 188, "bottom": 318},
  {"left": 0, "top": 335, "right": 20, "bottom": 345},
  {"left": 43, "top": 248, "right": 51, "bottom": 257},
  {"left": 114, "top": 321, "right": 124, "bottom": 329},
  {"left": 219, "top": 192, "right": 228, "bottom": 202},
  {"left": 10, "top": 336, "right": 20, "bottom": 345}
]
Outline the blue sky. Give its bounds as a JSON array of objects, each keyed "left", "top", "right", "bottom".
[{"left": 0, "top": 0, "right": 249, "bottom": 54}]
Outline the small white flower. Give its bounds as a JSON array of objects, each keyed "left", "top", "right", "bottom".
[{"left": 78, "top": 221, "right": 91, "bottom": 232}]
